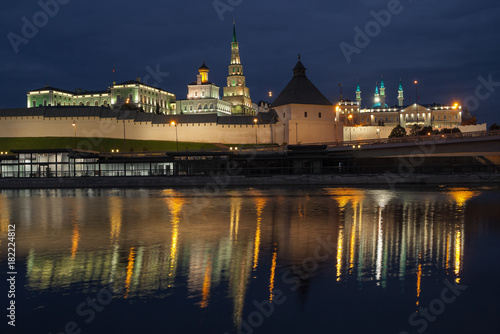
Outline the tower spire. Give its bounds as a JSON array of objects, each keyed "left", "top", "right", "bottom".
[
  {"left": 232, "top": 19, "right": 237, "bottom": 43},
  {"left": 356, "top": 80, "right": 362, "bottom": 106},
  {"left": 398, "top": 78, "right": 404, "bottom": 107}
]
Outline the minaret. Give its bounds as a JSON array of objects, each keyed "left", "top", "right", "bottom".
[
  {"left": 379, "top": 76, "right": 386, "bottom": 108},
  {"left": 374, "top": 82, "right": 380, "bottom": 105},
  {"left": 222, "top": 21, "right": 252, "bottom": 115},
  {"left": 356, "top": 81, "right": 362, "bottom": 106},
  {"left": 398, "top": 79, "right": 404, "bottom": 107}
]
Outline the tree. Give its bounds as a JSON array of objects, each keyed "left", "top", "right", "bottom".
[
  {"left": 388, "top": 125, "right": 406, "bottom": 138},
  {"left": 418, "top": 126, "right": 433, "bottom": 136},
  {"left": 409, "top": 124, "right": 422, "bottom": 136},
  {"left": 489, "top": 123, "right": 500, "bottom": 131}
]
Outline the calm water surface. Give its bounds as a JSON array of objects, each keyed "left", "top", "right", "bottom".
[{"left": 1, "top": 186, "right": 499, "bottom": 334}]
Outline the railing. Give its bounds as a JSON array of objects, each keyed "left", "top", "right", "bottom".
[
  {"left": 1, "top": 164, "right": 498, "bottom": 179},
  {"left": 323, "top": 129, "right": 500, "bottom": 148}
]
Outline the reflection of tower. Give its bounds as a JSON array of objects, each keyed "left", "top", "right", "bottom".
[{"left": 221, "top": 21, "right": 253, "bottom": 115}]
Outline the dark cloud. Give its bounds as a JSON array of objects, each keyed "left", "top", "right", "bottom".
[{"left": 1, "top": 0, "right": 499, "bottom": 125}]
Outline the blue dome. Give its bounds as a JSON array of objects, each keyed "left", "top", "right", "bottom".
[{"left": 372, "top": 102, "right": 389, "bottom": 108}]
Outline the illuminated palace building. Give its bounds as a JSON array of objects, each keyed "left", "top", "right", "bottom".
[
  {"left": 337, "top": 79, "right": 463, "bottom": 129},
  {"left": 26, "top": 22, "right": 254, "bottom": 116}
]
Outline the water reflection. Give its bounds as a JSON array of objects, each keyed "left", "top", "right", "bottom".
[{"left": 0, "top": 187, "right": 487, "bottom": 328}]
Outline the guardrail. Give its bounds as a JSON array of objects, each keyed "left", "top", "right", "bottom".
[{"left": 322, "top": 129, "right": 500, "bottom": 149}]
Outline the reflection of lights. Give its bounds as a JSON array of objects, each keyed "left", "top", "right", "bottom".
[
  {"left": 253, "top": 197, "right": 267, "bottom": 270},
  {"left": 375, "top": 206, "right": 383, "bottom": 284},
  {"left": 0, "top": 195, "right": 10, "bottom": 233},
  {"left": 454, "top": 231, "right": 462, "bottom": 283},
  {"left": 336, "top": 225, "right": 344, "bottom": 281},
  {"left": 416, "top": 257, "right": 422, "bottom": 307},
  {"left": 110, "top": 197, "right": 122, "bottom": 242},
  {"left": 71, "top": 222, "right": 80, "bottom": 259},
  {"left": 349, "top": 204, "right": 357, "bottom": 271},
  {"left": 200, "top": 258, "right": 213, "bottom": 308},
  {"left": 269, "top": 245, "right": 277, "bottom": 302},
  {"left": 230, "top": 198, "right": 241, "bottom": 243},
  {"left": 447, "top": 187, "right": 480, "bottom": 207},
  {"left": 328, "top": 188, "right": 365, "bottom": 209},
  {"left": 124, "top": 247, "right": 136, "bottom": 298}
]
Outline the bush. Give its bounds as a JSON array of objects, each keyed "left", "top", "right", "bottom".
[{"left": 388, "top": 125, "right": 406, "bottom": 138}]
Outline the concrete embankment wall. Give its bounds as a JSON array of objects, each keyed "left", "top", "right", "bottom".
[{"left": 1, "top": 173, "right": 498, "bottom": 190}]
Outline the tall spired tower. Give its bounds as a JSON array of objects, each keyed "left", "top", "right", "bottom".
[{"left": 222, "top": 21, "right": 253, "bottom": 115}]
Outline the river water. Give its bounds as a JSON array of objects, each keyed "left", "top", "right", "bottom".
[{"left": 1, "top": 186, "right": 499, "bottom": 334}]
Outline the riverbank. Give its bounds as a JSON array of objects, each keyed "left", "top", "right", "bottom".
[{"left": 1, "top": 173, "right": 498, "bottom": 189}]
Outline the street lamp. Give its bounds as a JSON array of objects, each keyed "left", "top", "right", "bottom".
[
  {"left": 253, "top": 118, "right": 258, "bottom": 146},
  {"left": 72, "top": 120, "right": 76, "bottom": 149},
  {"left": 171, "top": 121, "right": 178, "bottom": 151},
  {"left": 414, "top": 80, "right": 418, "bottom": 104}
]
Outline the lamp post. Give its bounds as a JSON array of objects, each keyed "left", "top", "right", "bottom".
[
  {"left": 253, "top": 118, "right": 258, "bottom": 146},
  {"left": 414, "top": 80, "right": 418, "bottom": 104},
  {"left": 123, "top": 119, "right": 126, "bottom": 152},
  {"left": 348, "top": 114, "right": 353, "bottom": 142},
  {"left": 171, "top": 121, "right": 178, "bottom": 151},
  {"left": 72, "top": 121, "right": 76, "bottom": 149}
]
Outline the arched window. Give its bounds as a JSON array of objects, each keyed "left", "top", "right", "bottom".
[
  {"left": 210, "top": 104, "right": 214, "bottom": 110},
  {"left": 95, "top": 101, "right": 99, "bottom": 106},
  {"left": 86, "top": 101, "right": 90, "bottom": 106},
  {"left": 103, "top": 100, "right": 108, "bottom": 106},
  {"left": 204, "top": 104, "right": 208, "bottom": 109},
  {"left": 79, "top": 102, "right": 83, "bottom": 106},
  {"left": 197, "top": 104, "right": 202, "bottom": 110}
]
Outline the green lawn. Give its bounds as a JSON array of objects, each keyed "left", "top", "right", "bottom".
[{"left": 0, "top": 137, "right": 219, "bottom": 153}]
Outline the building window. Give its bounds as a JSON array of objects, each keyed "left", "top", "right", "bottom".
[
  {"left": 202, "top": 91, "right": 205, "bottom": 97},
  {"left": 86, "top": 101, "right": 90, "bottom": 106},
  {"left": 43, "top": 99, "right": 47, "bottom": 106},
  {"left": 95, "top": 101, "right": 99, "bottom": 106},
  {"left": 210, "top": 104, "right": 214, "bottom": 109},
  {"left": 79, "top": 102, "right": 83, "bottom": 106},
  {"left": 443, "top": 115, "right": 447, "bottom": 120},
  {"left": 32, "top": 100, "right": 36, "bottom": 107},
  {"left": 195, "top": 91, "right": 198, "bottom": 97},
  {"left": 103, "top": 100, "right": 108, "bottom": 106},
  {"left": 232, "top": 80, "right": 235, "bottom": 86},
  {"left": 304, "top": 112, "right": 308, "bottom": 117},
  {"left": 319, "top": 112, "right": 322, "bottom": 118},
  {"left": 438, "top": 115, "right": 441, "bottom": 120},
  {"left": 117, "top": 95, "right": 121, "bottom": 102}
]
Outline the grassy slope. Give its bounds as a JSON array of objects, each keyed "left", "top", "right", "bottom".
[{"left": 0, "top": 137, "right": 219, "bottom": 153}]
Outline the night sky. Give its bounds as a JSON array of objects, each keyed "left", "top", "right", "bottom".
[{"left": 1, "top": 0, "right": 499, "bottom": 125}]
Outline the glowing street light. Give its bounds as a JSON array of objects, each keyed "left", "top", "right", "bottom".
[{"left": 171, "top": 121, "right": 178, "bottom": 151}]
